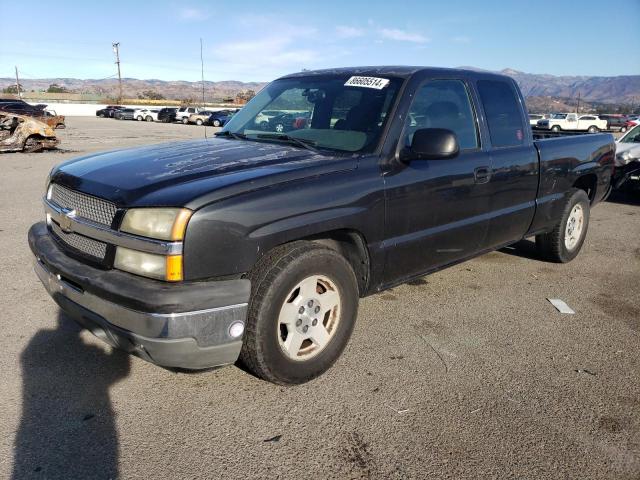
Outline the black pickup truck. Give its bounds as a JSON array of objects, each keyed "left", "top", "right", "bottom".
[{"left": 29, "top": 67, "right": 615, "bottom": 385}]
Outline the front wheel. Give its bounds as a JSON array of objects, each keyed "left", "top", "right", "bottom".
[
  {"left": 536, "top": 188, "right": 590, "bottom": 263},
  {"left": 240, "top": 241, "right": 359, "bottom": 385},
  {"left": 145, "top": 116, "right": 153, "bottom": 122},
  {"left": 620, "top": 126, "right": 627, "bottom": 133},
  {"left": 182, "top": 117, "right": 189, "bottom": 124},
  {"left": 137, "top": 116, "right": 143, "bottom": 121},
  {"left": 587, "top": 125, "right": 599, "bottom": 133},
  {"left": 551, "top": 125, "right": 561, "bottom": 132},
  {"left": 196, "top": 119, "right": 203, "bottom": 126},
  {"left": 213, "top": 119, "right": 221, "bottom": 127}
]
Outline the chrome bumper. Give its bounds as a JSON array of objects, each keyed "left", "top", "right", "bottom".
[{"left": 34, "top": 258, "right": 248, "bottom": 369}]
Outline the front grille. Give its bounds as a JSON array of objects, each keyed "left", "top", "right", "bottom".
[
  {"left": 50, "top": 184, "right": 117, "bottom": 227},
  {"left": 51, "top": 221, "right": 107, "bottom": 260}
]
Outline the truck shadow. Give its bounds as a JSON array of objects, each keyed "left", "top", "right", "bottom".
[
  {"left": 498, "top": 239, "right": 543, "bottom": 261},
  {"left": 12, "top": 312, "right": 130, "bottom": 480}
]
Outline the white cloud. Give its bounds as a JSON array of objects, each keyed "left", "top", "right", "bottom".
[
  {"left": 335, "top": 25, "right": 365, "bottom": 38},
  {"left": 379, "top": 28, "right": 429, "bottom": 44},
  {"left": 179, "top": 7, "right": 210, "bottom": 21},
  {"left": 452, "top": 36, "right": 471, "bottom": 44}
]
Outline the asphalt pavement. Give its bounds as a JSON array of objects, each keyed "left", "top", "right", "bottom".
[{"left": 0, "top": 117, "right": 638, "bottom": 479}]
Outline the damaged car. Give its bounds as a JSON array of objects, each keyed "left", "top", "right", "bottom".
[{"left": 0, "top": 113, "right": 59, "bottom": 153}]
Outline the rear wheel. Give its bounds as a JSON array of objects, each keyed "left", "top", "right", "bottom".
[
  {"left": 587, "top": 125, "right": 599, "bottom": 133},
  {"left": 196, "top": 119, "right": 203, "bottom": 126},
  {"left": 145, "top": 115, "right": 153, "bottom": 122},
  {"left": 213, "top": 119, "right": 221, "bottom": 127},
  {"left": 137, "top": 115, "right": 143, "bottom": 121},
  {"left": 620, "top": 126, "right": 627, "bottom": 133},
  {"left": 536, "top": 188, "right": 590, "bottom": 263},
  {"left": 182, "top": 117, "right": 189, "bottom": 124},
  {"left": 551, "top": 125, "right": 561, "bottom": 132},
  {"left": 240, "top": 241, "right": 359, "bottom": 385}
]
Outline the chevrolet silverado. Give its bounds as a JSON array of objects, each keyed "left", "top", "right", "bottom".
[{"left": 29, "top": 66, "right": 615, "bottom": 385}]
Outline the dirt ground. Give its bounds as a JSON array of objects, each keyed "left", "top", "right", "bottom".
[{"left": 0, "top": 117, "right": 638, "bottom": 479}]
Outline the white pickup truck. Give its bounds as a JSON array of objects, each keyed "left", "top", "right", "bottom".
[{"left": 536, "top": 113, "right": 607, "bottom": 133}]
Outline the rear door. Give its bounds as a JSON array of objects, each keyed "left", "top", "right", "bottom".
[
  {"left": 383, "top": 78, "right": 493, "bottom": 282},
  {"left": 475, "top": 79, "right": 539, "bottom": 248}
]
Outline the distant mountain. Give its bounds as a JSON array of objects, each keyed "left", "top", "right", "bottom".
[
  {"left": 497, "top": 68, "right": 640, "bottom": 104},
  {"left": 0, "top": 77, "right": 267, "bottom": 102},
  {"left": 1, "top": 68, "right": 639, "bottom": 104}
]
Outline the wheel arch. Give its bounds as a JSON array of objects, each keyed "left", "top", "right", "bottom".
[
  {"left": 573, "top": 173, "right": 598, "bottom": 203},
  {"left": 299, "top": 229, "right": 370, "bottom": 296}
]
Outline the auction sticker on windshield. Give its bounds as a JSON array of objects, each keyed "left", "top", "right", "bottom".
[{"left": 344, "top": 76, "right": 390, "bottom": 89}]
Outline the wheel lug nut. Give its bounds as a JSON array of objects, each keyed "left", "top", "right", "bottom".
[
  {"left": 307, "top": 300, "right": 314, "bottom": 307},
  {"left": 302, "top": 325, "right": 309, "bottom": 333},
  {"left": 296, "top": 319, "right": 302, "bottom": 327},
  {"left": 314, "top": 306, "right": 320, "bottom": 313},
  {"left": 312, "top": 319, "right": 318, "bottom": 326},
  {"left": 298, "top": 306, "right": 305, "bottom": 314}
]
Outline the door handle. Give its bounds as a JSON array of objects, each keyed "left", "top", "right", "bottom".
[{"left": 474, "top": 166, "right": 491, "bottom": 184}]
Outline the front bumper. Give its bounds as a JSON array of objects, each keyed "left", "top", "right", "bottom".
[
  {"left": 613, "top": 161, "right": 640, "bottom": 189},
  {"left": 28, "top": 222, "right": 250, "bottom": 369}
]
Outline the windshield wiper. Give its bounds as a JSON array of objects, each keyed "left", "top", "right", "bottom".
[
  {"left": 254, "top": 133, "right": 320, "bottom": 154},
  {"left": 214, "top": 130, "right": 247, "bottom": 140}
]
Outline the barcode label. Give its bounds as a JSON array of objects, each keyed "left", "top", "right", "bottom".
[{"left": 344, "top": 76, "right": 390, "bottom": 89}]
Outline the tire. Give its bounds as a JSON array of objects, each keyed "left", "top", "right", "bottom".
[
  {"left": 213, "top": 119, "right": 221, "bottom": 127},
  {"left": 182, "top": 117, "right": 189, "bottom": 124},
  {"left": 240, "top": 241, "right": 359, "bottom": 385},
  {"left": 137, "top": 116, "right": 143, "bottom": 121},
  {"left": 620, "top": 126, "right": 627, "bottom": 133},
  {"left": 260, "top": 121, "right": 269, "bottom": 130},
  {"left": 535, "top": 188, "right": 590, "bottom": 263},
  {"left": 275, "top": 123, "right": 285, "bottom": 133},
  {"left": 145, "top": 116, "right": 153, "bottom": 122},
  {"left": 587, "top": 125, "right": 599, "bottom": 133},
  {"left": 551, "top": 125, "right": 561, "bottom": 132},
  {"left": 99, "top": 113, "right": 105, "bottom": 118},
  {"left": 196, "top": 119, "right": 203, "bottom": 126}
]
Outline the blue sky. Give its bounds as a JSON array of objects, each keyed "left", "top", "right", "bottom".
[{"left": 1, "top": 0, "right": 638, "bottom": 82}]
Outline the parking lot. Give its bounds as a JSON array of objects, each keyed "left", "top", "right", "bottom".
[{"left": 0, "top": 117, "right": 638, "bottom": 479}]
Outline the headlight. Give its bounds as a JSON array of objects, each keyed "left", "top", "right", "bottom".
[
  {"left": 114, "top": 247, "right": 183, "bottom": 281},
  {"left": 616, "top": 150, "right": 633, "bottom": 165},
  {"left": 120, "top": 208, "right": 192, "bottom": 241}
]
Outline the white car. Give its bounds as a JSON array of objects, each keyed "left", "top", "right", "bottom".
[
  {"left": 133, "top": 108, "right": 160, "bottom": 122},
  {"left": 536, "top": 113, "right": 608, "bottom": 133},
  {"left": 176, "top": 106, "right": 208, "bottom": 124},
  {"left": 528, "top": 113, "right": 546, "bottom": 126},
  {"left": 613, "top": 124, "right": 640, "bottom": 189}
]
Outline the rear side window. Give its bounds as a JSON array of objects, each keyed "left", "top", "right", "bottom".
[
  {"left": 404, "top": 79, "right": 479, "bottom": 150},
  {"left": 477, "top": 80, "right": 525, "bottom": 147}
]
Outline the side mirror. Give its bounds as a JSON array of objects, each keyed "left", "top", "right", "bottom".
[{"left": 403, "top": 128, "right": 460, "bottom": 161}]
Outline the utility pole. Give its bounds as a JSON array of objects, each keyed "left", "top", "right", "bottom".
[
  {"left": 14, "top": 66, "right": 22, "bottom": 99},
  {"left": 576, "top": 91, "right": 581, "bottom": 114},
  {"left": 200, "top": 38, "right": 206, "bottom": 107},
  {"left": 112, "top": 42, "right": 123, "bottom": 103}
]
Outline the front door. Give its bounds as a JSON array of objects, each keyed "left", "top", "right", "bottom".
[{"left": 383, "top": 79, "right": 493, "bottom": 283}]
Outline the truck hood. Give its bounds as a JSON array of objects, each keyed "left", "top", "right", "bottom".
[{"left": 50, "top": 138, "right": 355, "bottom": 209}]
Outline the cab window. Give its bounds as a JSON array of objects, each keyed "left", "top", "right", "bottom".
[
  {"left": 404, "top": 79, "right": 479, "bottom": 150},
  {"left": 477, "top": 80, "right": 525, "bottom": 147}
]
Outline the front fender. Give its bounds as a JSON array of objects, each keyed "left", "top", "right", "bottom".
[{"left": 182, "top": 164, "right": 385, "bottom": 280}]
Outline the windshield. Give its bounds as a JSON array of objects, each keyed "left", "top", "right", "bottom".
[
  {"left": 221, "top": 75, "right": 403, "bottom": 153},
  {"left": 550, "top": 113, "right": 567, "bottom": 119},
  {"left": 620, "top": 125, "right": 640, "bottom": 143}
]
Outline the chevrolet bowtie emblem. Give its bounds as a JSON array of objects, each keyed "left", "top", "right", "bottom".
[{"left": 59, "top": 208, "right": 77, "bottom": 233}]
